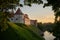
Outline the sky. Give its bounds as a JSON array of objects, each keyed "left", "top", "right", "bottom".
[{"left": 18, "top": 0, "right": 55, "bottom": 23}]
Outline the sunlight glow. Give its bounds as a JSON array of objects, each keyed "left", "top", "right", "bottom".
[{"left": 20, "top": 4, "right": 55, "bottom": 23}]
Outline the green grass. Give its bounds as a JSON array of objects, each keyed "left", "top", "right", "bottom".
[{"left": 0, "top": 22, "right": 45, "bottom": 40}]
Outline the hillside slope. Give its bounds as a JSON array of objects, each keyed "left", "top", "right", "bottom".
[{"left": 0, "top": 22, "right": 44, "bottom": 40}]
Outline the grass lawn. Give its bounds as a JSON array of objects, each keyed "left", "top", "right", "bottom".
[{"left": 0, "top": 22, "right": 45, "bottom": 40}]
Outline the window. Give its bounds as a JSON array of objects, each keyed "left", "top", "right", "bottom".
[
  {"left": 11, "top": 18, "right": 13, "bottom": 20},
  {"left": 16, "top": 18, "right": 18, "bottom": 20}
]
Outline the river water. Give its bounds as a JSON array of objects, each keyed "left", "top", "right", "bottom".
[{"left": 43, "top": 31, "right": 56, "bottom": 40}]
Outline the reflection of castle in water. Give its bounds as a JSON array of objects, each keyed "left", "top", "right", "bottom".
[
  {"left": 9, "top": 8, "right": 37, "bottom": 27},
  {"left": 43, "top": 31, "right": 55, "bottom": 40}
]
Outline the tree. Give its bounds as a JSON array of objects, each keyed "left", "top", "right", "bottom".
[
  {"left": 37, "top": 22, "right": 44, "bottom": 31},
  {"left": 0, "top": 0, "right": 20, "bottom": 31},
  {"left": 43, "top": 0, "right": 60, "bottom": 22},
  {"left": 43, "top": 0, "right": 60, "bottom": 40}
]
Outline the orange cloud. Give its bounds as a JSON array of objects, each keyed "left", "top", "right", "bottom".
[{"left": 30, "top": 15, "right": 55, "bottom": 23}]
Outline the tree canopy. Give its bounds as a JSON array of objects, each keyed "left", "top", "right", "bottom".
[
  {"left": 44, "top": 0, "right": 60, "bottom": 12},
  {"left": 43, "top": 0, "right": 60, "bottom": 22},
  {"left": 0, "top": 0, "right": 43, "bottom": 11},
  {"left": 44, "top": 0, "right": 60, "bottom": 39}
]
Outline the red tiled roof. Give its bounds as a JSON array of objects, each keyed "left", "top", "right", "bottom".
[
  {"left": 15, "top": 8, "right": 23, "bottom": 15},
  {"left": 24, "top": 14, "right": 29, "bottom": 19}
]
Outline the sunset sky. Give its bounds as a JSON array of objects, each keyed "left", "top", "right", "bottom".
[{"left": 19, "top": 0, "right": 55, "bottom": 23}]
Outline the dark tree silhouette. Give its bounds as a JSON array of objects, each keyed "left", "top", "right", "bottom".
[
  {"left": 0, "top": 0, "right": 20, "bottom": 31},
  {"left": 43, "top": 0, "right": 60, "bottom": 22},
  {"left": 43, "top": 0, "right": 60, "bottom": 40}
]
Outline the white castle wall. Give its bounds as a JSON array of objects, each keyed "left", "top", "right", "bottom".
[
  {"left": 24, "top": 18, "right": 30, "bottom": 25},
  {"left": 9, "top": 15, "right": 24, "bottom": 23}
]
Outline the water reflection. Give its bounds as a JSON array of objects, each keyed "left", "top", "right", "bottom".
[{"left": 43, "top": 31, "right": 56, "bottom": 40}]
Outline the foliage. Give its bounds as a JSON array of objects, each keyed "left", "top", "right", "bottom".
[
  {"left": 0, "top": 0, "right": 43, "bottom": 11},
  {"left": 0, "top": 12, "right": 9, "bottom": 31},
  {"left": 43, "top": 0, "right": 60, "bottom": 39},
  {"left": 37, "top": 22, "right": 45, "bottom": 32},
  {"left": 0, "top": 0, "right": 20, "bottom": 31},
  {"left": 0, "top": 0, "right": 60, "bottom": 40},
  {"left": 43, "top": 0, "right": 60, "bottom": 22},
  {"left": 0, "top": 0, "right": 43, "bottom": 32},
  {"left": 0, "top": 22, "right": 45, "bottom": 40},
  {"left": 0, "top": 0, "right": 19, "bottom": 10},
  {"left": 43, "top": 0, "right": 60, "bottom": 12},
  {"left": 53, "top": 21, "right": 60, "bottom": 38},
  {"left": 24, "top": 0, "right": 43, "bottom": 6}
]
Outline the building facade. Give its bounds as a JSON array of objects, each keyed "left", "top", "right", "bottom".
[
  {"left": 9, "top": 8, "right": 37, "bottom": 26},
  {"left": 9, "top": 8, "right": 24, "bottom": 23},
  {"left": 30, "top": 20, "right": 37, "bottom": 27},
  {"left": 9, "top": 8, "right": 30, "bottom": 25},
  {"left": 24, "top": 14, "right": 30, "bottom": 25}
]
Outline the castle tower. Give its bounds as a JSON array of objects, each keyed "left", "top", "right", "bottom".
[
  {"left": 9, "top": 8, "right": 24, "bottom": 23},
  {"left": 24, "top": 14, "right": 30, "bottom": 25},
  {"left": 15, "top": 8, "right": 23, "bottom": 15}
]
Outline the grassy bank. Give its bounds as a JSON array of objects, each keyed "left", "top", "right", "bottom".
[{"left": 0, "top": 22, "right": 44, "bottom": 40}]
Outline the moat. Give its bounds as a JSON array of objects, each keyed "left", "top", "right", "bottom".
[{"left": 43, "top": 31, "right": 56, "bottom": 40}]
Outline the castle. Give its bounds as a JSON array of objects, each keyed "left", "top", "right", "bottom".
[{"left": 9, "top": 8, "right": 37, "bottom": 26}]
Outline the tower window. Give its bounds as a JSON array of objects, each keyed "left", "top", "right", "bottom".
[
  {"left": 11, "top": 18, "right": 13, "bottom": 20},
  {"left": 16, "top": 18, "right": 18, "bottom": 20}
]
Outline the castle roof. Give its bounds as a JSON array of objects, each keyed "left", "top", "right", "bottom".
[
  {"left": 24, "top": 14, "right": 29, "bottom": 19},
  {"left": 15, "top": 8, "right": 23, "bottom": 15}
]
